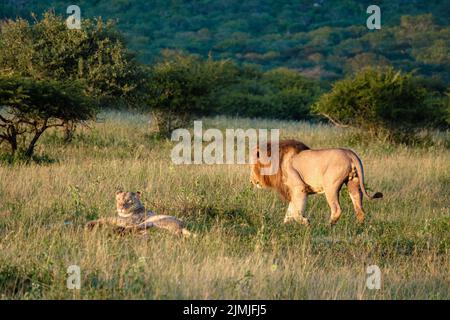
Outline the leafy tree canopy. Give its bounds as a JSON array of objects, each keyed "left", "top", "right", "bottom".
[{"left": 0, "top": 11, "right": 147, "bottom": 103}]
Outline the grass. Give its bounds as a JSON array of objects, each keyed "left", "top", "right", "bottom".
[{"left": 0, "top": 111, "right": 448, "bottom": 299}]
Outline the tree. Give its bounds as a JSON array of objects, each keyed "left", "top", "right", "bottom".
[
  {"left": 312, "top": 68, "right": 445, "bottom": 141},
  {"left": 0, "top": 75, "right": 95, "bottom": 158},
  {"left": 147, "top": 51, "right": 238, "bottom": 136},
  {"left": 262, "top": 68, "right": 322, "bottom": 120},
  {"left": 0, "top": 12, "right": 146, "bottom": 100},
  {"left": 0, "top": 12, "right": 147, "bottom": 140}
]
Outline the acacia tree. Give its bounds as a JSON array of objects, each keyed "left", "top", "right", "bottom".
[{"left": 0, "top": 75, "right": 95, "bottom": 158}]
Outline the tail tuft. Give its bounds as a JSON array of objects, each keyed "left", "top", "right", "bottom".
[{"left": 372, "top": 192, "right": 383, "bottom": 199}]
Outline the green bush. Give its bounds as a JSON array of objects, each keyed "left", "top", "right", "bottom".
[
  {"left": 313, "top": 68, "right": 446, "bottom": 141},
  {"left": 263, "top": 68, "right": 322, "bottom": 120},
  {"left": 147, "top": 51, "right": 238, "bottom": 135},
  {"left": 214, "top": 67, "right": 322, "bottom": 120},
  {"left": 0, "top": 11, "right": 146, "bottom": 104}
]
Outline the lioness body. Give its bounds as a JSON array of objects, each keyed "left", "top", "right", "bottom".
[
  {"left": 87, "top": 191, "right": 193, "bottom": 237},
  {"left": 251, "top": 140, "right": 383, "bottom": 225}
]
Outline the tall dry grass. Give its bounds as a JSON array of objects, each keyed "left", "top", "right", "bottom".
[{"left": 0, "top": 111, "right": 448, "bottom": 299}]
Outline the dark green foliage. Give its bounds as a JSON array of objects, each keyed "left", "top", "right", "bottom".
[
  {"left": 0, "top": 263, "right": 52, "bottom": 298},
  {"left": 0, "top": 2, "right": 447, "bottom": 139},
  {"left": 2, "top": 1, "right": 448, "bottom": 83},
  {"left": 0, "top": 11, "right": 146, "bottom": 105},
  {"left": 313, "top": 68, "right": 447, "bottom": 141},
  {"left": 0, "top": 75, "right": 95, "bottom": 157},
  {"left": 214, "top": 67, "right": 322, "bottom": 119},
  {"left": 147, "top": 51, "right": 239, "bottom": 135},
  {"left": 147, "top": 53, "right": 322, "bottom": 135}
]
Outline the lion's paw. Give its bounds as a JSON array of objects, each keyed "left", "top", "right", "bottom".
[{"left": 284, "top": 216, "right": 310, "bottom": 226}]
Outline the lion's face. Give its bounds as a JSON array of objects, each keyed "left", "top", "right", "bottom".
[
  {"left": 115, "top": 191, "right": 144, "bottom": 217},
  {"left": 249, "top": 146, "right": 272, "bottom": 189}
]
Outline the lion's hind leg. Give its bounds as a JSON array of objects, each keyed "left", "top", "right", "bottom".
[
  {"left": 325, "top": 185, "right": 342, "bottom": 225},
  {"left": 347, "top": 179, "right": 365, "bottom": 224},
  {"left": 141, "top": 215, "right": 192, "bottom": 237}
]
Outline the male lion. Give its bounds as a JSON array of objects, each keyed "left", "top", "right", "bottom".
[
  {"left": 86, "top": 191, "right": 193, "bottom": 237},
  {"left": 250, "top": 140, "right": 383, "bottom": 225}
]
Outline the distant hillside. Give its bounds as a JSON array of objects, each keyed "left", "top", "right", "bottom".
[{"left": 1, "top": 0, "right": 449, "bottom": 83}]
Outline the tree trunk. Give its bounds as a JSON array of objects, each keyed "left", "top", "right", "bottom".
[
  {"left": 25, "top": 127, "right": 46, "bottom": 158},
  {"left": 63, "top": 120, "right": 76, "bottom": 143},
  {"left": 10, "top": 136, "right": 17, "bottom": 156},
  {"left": 6, "top": 126, "right": 18, "bottom": 156}
]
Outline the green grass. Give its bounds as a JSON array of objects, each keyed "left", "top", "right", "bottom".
[{"left": 0, "top": 111, "right": 448, "bottom": 299}]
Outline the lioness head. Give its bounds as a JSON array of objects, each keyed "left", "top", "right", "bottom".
[
  {"left": 115, "top": 191, "right": 144, "bottom": 217},
  {"left": 250, "top": 140, "right": 310, "bottom": 201}
]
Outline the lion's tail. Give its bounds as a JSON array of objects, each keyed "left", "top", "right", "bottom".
[{"left": 349, "top": 152, "right": 383, "bottom": 200}]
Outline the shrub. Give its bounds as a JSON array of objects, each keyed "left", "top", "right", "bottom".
[
  {"left": 214, "top": 67, "right": 322, "bottom": 120},
  {"left": 147, "top": 51, "right": 238, "bottom": 136},
  {"left": 312, "top": 68, "right": 446, "bottom": 141},
  {"left": 262, "top": 68, "right": 322, "bottom": 120}
]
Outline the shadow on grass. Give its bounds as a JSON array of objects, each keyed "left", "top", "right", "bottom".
[
  {"left": 0, "top": 152, "right": 58, "bottom": 166},
  {"left": 177, "top": 204, "right": 259, "bottom": 237},
  {"left": 0, "top": 263, "right": 52, "bottom": 299}
]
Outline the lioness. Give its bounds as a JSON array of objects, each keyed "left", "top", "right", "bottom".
[
  {"left": 86, "top": 191, "right": 193, "bottom": 237},
  {"left": 250, "top": 140, "right": 383, "bottom": 225}
]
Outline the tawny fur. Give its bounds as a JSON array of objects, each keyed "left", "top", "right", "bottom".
[
  {"left": 250, "top": 140, "right": 383, "bottom": 225},
  {"left": 86, "top": 191, "right": 194, "bottom": 237},
  {"left": 250, "top": 139, "right": 310, "bottom": 201}
]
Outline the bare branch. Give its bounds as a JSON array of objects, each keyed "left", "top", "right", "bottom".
[{"left": 319, "top": 113, "right": 351, "bottom": 128}]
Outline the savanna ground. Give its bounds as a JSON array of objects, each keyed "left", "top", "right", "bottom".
[{"left": 0, "top": 111, "right": 448, "bottom": 299}]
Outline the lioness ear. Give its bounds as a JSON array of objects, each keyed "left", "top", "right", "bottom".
[
  {"left": 136, "top": 191, "right": 142, "bottom": 198},
  {"left": 116, "top": 190, "right": 123, "bottom": 195}
]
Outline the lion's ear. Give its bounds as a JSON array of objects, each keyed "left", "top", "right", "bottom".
[
  {"left": 116, "top": 190, "right": 123, "bottom": 195},
  {"left": 136, "top": 191, "right": 142, "bottom": 198}
]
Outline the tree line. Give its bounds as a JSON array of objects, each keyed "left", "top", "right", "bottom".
[
  {"left": 0, "top": 13, "right": 448, "bottom": 160},
  {"left": 2, "top": 1, "right": 448, "bottom": 83}
]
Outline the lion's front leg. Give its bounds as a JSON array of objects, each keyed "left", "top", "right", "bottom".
[
  {"left": 283, "top": 202, "right": 297, "bottom": 223},
  {"left": 284, "top": 187, "right": 310, "bottom": 226},
  {"left": 86, "top": 217, "right": 130, "bottom": 233},
  {"left": 85, "top": 218, "right": 109, "bottom": 230}
]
